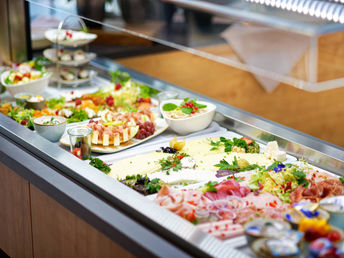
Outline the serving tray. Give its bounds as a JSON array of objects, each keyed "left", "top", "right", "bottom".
[{"left": 59, "top": 117, "right": 169, "bottom": 153}]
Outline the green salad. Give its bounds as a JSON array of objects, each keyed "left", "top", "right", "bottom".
[{"left": 248, "top": 163, "right": 310, "bottom": 203}]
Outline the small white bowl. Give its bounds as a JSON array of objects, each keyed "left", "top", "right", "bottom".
[
  {"left": 33, "top": 116, "right": 67, "bottom": 142},
  {"left": 1, "top": 71, "right": 51, "bottom": 97},
  {"left": 160, "top": 99, "right": 216, "bottom": 135}
]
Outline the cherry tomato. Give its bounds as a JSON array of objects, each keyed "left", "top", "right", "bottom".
[
  {"left": 75, "top": 98, "right": 82, "bottom": 106},
  {"left": 115, "top": 83, "right": 122, "bottom": 90},
  {"left": 326, "top": 231, "right": 341, "bottom": 242}
]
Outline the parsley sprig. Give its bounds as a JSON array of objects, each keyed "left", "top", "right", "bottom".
[
  {"left": 159, "top": 153, "right": 188, "bottom": 174},
  {"left": 204, "top": 181, "right": 218, "bottom": 192},
  {"left": 210, "top": 137, "right": 259, "bottom": 153},
  {"left": 215, "top": 156, "right": 263, "bottom": 172},
  {"left": 110, "top": 70, "right": 130, "bottom": 85},
  {"left": 121, "top": 174, "right": 163, "bottom": 195},
  {"left": 84, "top": 156, "right": 111, "bottom": 174},
  {"left": 292, "top": 169, "right": 309, "bottom": 188},
  {"left": 340, "top": 176, "right": 344, "bottom": 185}
]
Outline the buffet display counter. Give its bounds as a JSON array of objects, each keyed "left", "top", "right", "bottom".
[
  {"left": 2, "top": 1, "right": 344, "bottom": 257},
  {"left": 1, "top": 58, "right": 344, "bottom": 258}
]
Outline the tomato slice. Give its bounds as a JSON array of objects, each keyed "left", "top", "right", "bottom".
[
  {"left": 242, "top": 137, "right": 253, "bottom": 145},
  {"left": 72, "top": 147, "right": 82, "bottom": 159}
]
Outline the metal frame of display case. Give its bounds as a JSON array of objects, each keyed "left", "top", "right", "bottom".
[{"left": 1, "top": 58, "right": 344, "bottom": 258}]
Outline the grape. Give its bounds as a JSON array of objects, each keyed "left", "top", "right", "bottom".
[
  {"left": 160, "top": 147, "right": 177, "bottom": 153},
  {"left": 135, "top": 121, "right": 155, "bottom": 139}
]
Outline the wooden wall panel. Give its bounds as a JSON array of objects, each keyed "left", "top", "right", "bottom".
[
  {"left": 30, "top": 184, "right": 135, "bottom": 258},
  {"left": 0, "top": 162, "right": 33, "bottom": 258}
]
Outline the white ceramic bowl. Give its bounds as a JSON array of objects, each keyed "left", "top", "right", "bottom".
[
  {"left": 33, "top": 116, "right": 67, "bottom": 142},
  {"left": 1, "top": 71, "right": 51, "bottom": 97},
  {"left": 160, "top": 99, "right": 216, "bottom": 135}
]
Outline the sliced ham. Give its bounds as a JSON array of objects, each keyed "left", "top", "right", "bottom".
[
  {"left": 204, "top": 179, "right": 250, "bottom": 201},
  {"left": 197, "top": 220, "right": 244, "bottom": 240},
  {"left": 290, "top": 178, "right": 344, "bottom": 203},
  {"left": 243, "top": 192, "right": 282, "bottom": 210},
  {"left": 155, "top": 186, "right": 210, "bottom": 222},
  {"left": 234, "top": 206, "right": 257, "bottom": 225}
]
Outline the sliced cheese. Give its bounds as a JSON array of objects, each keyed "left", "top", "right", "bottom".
[
  {"left": 182, "top": 137, "right": 224, "bottom": 156},
  {"left": 109, "top": 152, "right": 171, "bottom": 179}
]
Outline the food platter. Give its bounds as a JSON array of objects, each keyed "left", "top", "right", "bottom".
[
  {"left": 59, "top": 117, "right": 169, "bottom": 153},
  {"left": 43, "top": 48, "right": 96, "bottom": 66},
  {"left": 110, "top": 127, "right": 344, "bottom": 256},
  {"left": 45, "top": 29, "right": 97, "bottom": 47}
]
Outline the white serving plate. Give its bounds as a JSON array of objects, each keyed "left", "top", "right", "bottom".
[
  {"left": 59, "top": 117, "right": 169, "bottom": 153},
  {"left": 48, "top": 67, "right": 97, "bottom": 86},
  {"left": 1, "top": 70, "right": 52, "bottom": 97},
  {"left": 43, "top": 48, "right": 96, "bottom": 67},
  {"left": 160, "top": 99, "right": 216, "bottom": 135},
  {"left": 44, "top": 29, "right": 97, "bottom": 47}
]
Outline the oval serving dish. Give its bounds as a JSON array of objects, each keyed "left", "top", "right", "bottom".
[{"left": 160, "top": 99, "right": 216, "bottom": 135}]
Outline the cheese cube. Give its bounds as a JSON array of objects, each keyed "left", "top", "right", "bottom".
[
  {"left": 103, "top": 134, "right": 109, "bottom": 146},
  {"left": 91, "top": 131, "right": 99, "bottom": 145}
]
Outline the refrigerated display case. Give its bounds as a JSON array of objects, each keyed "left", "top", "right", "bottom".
[{"left": 1, "top": 1, "right": 344, "bottom": 257}]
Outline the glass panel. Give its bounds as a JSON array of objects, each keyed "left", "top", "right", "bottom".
[{"left": 27, "top": 0, "right": 344, "bottom": 91}]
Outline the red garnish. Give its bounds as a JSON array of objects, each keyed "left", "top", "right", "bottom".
[
  {"left": 144, "top": 97, "right": 151, "bottom": 104},
  {"left": 269, "top": 202, "right": 277, "bottom": 208},
  {"left": 23, "top": 72, "right": 31, "bottom": 78},
  {"left": 242, "top": 137, "right": 253, "bottom": 145},
  {"left": 14, "top": 74, "right": 23, "bottom": 81},
  {"left": 75, "top": 98, "right": 82, "bottom": 106},
  {"left": 105, "top": 96, "right": 114, "bottom": 107},
  {"left": 55, "top": 110, "right": 59, "bottom": 115},
  {"left": 20, "top": 119, "right": 28, "bottom": 125},
  {"left": 176, "top": 154, "right": 185, "bottom": 160},
  {"left": 326, "top": 231, "right": 341, "bottom": 242},
  {"left": 71, "top": 147, "right": 82, "bottom": 159},
  {"left": 115, "top": 83, "right": 122, "bottom": 91},
  {"left": 137, "top": 97, "right": 144, "bottom": 103}
]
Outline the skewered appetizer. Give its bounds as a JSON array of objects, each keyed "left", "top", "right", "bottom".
[{"left": 87, "top": 109, "right": 156, "bottom": 146}]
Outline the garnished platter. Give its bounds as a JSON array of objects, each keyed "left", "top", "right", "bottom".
[
  {"left": 59, "top": 117, "right": 168, "bottom": 153},
  {"left": 45, "top": 29, "right": 97, "bottom": 47},
  {"left": 43, "top": 48, "right": 96, "bottom": 66}
]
